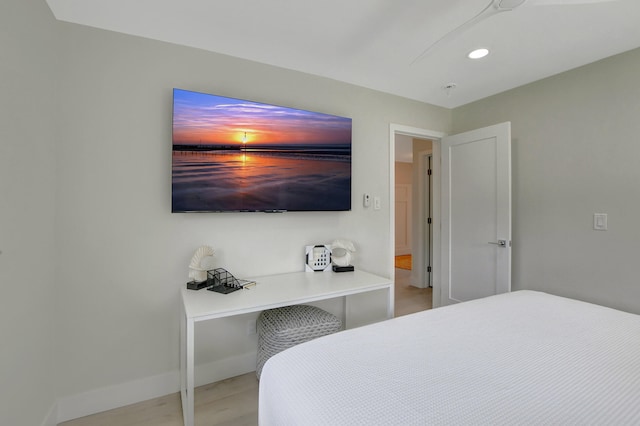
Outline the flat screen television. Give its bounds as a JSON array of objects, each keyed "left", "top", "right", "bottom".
[{"left": 172, "top": 89, "right": 352, "bottom": 213}]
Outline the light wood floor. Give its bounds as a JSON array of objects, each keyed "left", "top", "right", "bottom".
[
  {"left": 59, "top": 373, "right": 259, "bottom": 426},
  {"left": 394, "top": 267, "right": 432, "bottom": 317},
  {"left": 59, "top": 267, "right": 431, "bottom": 426}
]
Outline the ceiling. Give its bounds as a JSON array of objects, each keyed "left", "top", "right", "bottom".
[{"left": 45, "top": 0, "right": 640, "bottom": 109}]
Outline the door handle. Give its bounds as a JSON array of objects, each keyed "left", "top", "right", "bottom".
[{"left": 488, "top": 239, "right": 507, "bottom": 247}]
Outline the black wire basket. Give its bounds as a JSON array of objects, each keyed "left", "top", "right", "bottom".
[{"left": 207, "top": 268, "right": 242, "bottom": 294}]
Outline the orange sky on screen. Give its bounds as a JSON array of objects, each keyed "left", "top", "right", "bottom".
[{"left": 172, "top": 90, "right": 351, "bottom": 146}]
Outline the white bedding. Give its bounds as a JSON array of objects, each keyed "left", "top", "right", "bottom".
[{"left": 258, "top": 290, "right": 640, "bottom": 425}]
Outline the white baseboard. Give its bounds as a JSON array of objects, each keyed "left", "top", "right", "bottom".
[
  {"left": 193, "top": 350, "right": 257, "bottom": 387},
  {"left": 40, "top": 403, "right": 58, "bottom": 426},
  {"left": 56, "top": 370, "right": 180, "bottom": 423},
  {"left": 56, "top": 350, "right": 257, "bottom": 423}
]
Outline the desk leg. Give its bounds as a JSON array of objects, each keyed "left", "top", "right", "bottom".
[
  {"left": 342, "top": 296, "right": 347, "bottom": 330},
  {"left": 180, "top": 306, "right": 195, "bottom": 426},
  {"left": 387, "top": 283, "right": 395, "bottom": 319}
]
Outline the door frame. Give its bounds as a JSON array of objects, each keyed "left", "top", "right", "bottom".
[
  {"left": 419, "top": 151, "right": 433, "bottom": 288},
  {"left": 389, "top": 124, "right": 445, "bottom": 308}
]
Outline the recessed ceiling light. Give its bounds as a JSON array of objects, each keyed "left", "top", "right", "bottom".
[{"left": 468, "top": 48, "right": 489, "bottom": 59}]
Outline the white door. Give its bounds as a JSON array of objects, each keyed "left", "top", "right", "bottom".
[{"left": 441, "top": 122, "right": 511, "bottom": 305}]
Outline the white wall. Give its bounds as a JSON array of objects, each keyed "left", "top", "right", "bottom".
[
  {"left": 48, "top": 14, "right": 451, "bottom": 419},
  {"left": 452, "top": 47, "right": 640, "bottom": 315},
  {"left": 0, "top": 0, "right": 58, "bottom": 425}
]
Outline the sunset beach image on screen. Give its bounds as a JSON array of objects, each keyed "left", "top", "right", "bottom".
[{"left": 171, "top": 89, "right": 352, "bottom": 212}]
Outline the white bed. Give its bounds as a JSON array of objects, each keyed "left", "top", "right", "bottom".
[{"left": 258, "top": 290, "right": 640, "bottom": 425}]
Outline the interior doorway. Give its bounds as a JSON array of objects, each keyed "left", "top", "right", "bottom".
[
  {"left": 390, "top": 124, "right": 445, "bottom": 312},
  {"left": 393, "top": 138, "right": 433, "bottom": 316}
]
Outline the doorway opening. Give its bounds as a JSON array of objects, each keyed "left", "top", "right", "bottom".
[{"left": 390, "top": 124, "right": 444, "bottom": 314}]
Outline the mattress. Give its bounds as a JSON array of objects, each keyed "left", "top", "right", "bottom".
[{"left": 258, "top": 290, "right": 640, "bottom": 425}]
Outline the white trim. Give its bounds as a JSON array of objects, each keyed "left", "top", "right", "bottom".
[
  {"left": 56, "top": 351, "right": 257, "bottom": 423},
  {"left": 390, "top": 124, "right": 445, "bottom": 309},
  {"left": 432, "top": 141, "right": 441, "bottom": 308},
  {"left": 40, "top": 403, "right": 57, "bottom": 426},
  {"left": 390, "top": 124, "right": 446, "bottom": 141},
  {"left": 57, "top": 370, "right": 180, "bottom": 423}
]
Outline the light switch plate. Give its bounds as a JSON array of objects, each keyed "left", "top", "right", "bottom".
[
  {"left": 374, "top": 196, "right": 381, "bottom": 210},
  {"left": 593, "top": 213, "right": 608, "bottom": 231}
]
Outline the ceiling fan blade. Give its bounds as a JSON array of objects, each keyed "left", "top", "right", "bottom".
[
  {"left": 411, "top": 1, "right": 505, "bottom": 65},
  {"left": 527, "top": 0, "right": 619, "bottom": 5},
  {"left": 410, "top": 0, "right": 618, "bottom": 65}
]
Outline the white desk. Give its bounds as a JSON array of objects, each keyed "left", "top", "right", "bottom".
[{"left": 179, "top": 269, "right": 393, "bottom": 426}]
